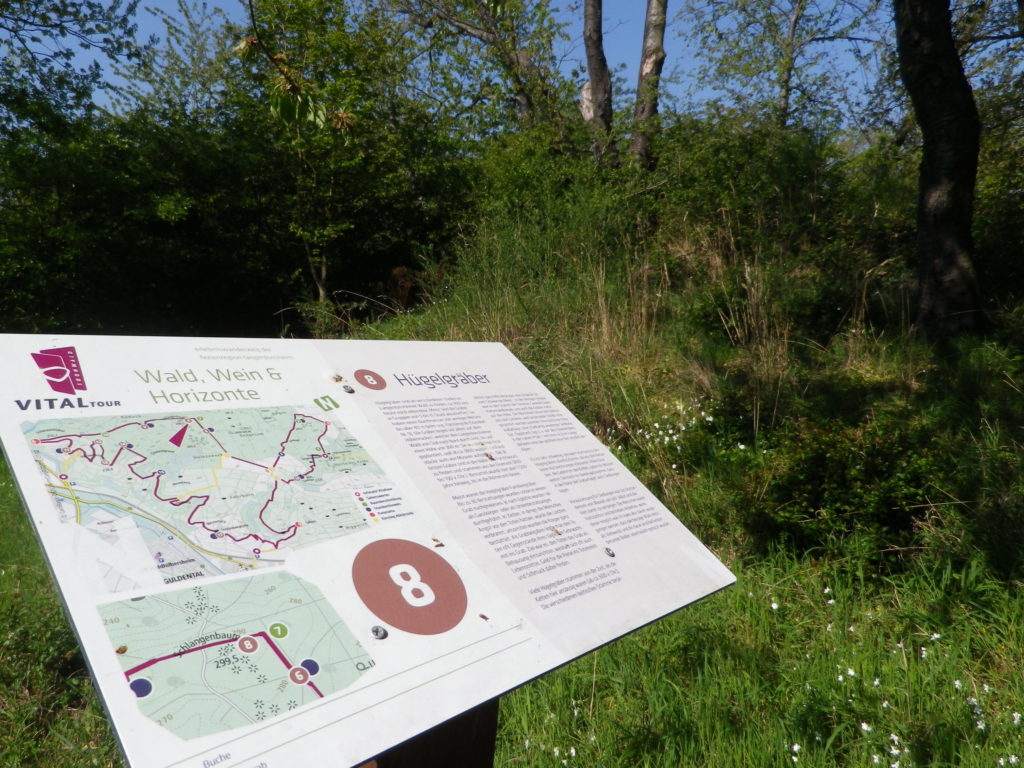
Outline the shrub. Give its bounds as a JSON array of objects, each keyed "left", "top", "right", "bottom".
[{"left": 746, "top": 413, "right": 943, "bottom": 557}]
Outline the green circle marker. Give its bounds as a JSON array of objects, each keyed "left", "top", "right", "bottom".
[{"left": 269, "top": 622, "right": 288, "bottom": 638}]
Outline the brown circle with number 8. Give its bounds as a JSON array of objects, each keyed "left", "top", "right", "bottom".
[
  {"left": 351, "top": 539, "right": 468, "bottom": 635},
  {"left": 353, "top": 369, "right": 387, "bottom": 390}
]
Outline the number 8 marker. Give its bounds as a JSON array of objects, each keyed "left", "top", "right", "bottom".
[
  {"left": 353, "top": 369, "right": 387, "bottom": 390},
  {"left": 352, "top": 539, "right": 467, "bottom": 635},
  {"left": 388, "top": 563, "right": 436, "bottom": 607}
]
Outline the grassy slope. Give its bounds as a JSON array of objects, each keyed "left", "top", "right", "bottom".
[
  {"left": 357, "top": 244, "right": 1024, "bottom": 767},
  {"left": 0, "top": 458, "right": 121, "bottom": 767},
  {"left": 2, "top": 203, "right": 1024, "bottom": 767}
]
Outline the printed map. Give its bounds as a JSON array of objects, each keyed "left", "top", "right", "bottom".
[
  {"left": 99, "top": 571, "right": 372, "bottom": 740},
  {"left": 23, "top": 407, "right": 409, "bottom": 590}
]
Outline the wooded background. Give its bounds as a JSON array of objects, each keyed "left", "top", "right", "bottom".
[{"left": 2, "top": 0, "right": 1021, "bottom": 340}]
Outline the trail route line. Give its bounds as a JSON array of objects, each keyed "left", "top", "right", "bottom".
[
  {"left": 23, "top": 406, "right": 411, "bottom": 590},
  {"left": 99, "top": 571, "right": 372, "bottom": 740}
]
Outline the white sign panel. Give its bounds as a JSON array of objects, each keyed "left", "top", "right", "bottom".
[{"left": 0, "top": 335, "right": 734, "bottom": 768}]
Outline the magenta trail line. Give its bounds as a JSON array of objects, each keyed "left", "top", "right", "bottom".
[
  {"left": 124, "top": 636, "right": 238, "bottom": 677},
  {"left": 124, "top": 631, "right": 324, "bottom": 699},
  {"left": 36, "top": 411, "right": 344, "bottom": 549}
]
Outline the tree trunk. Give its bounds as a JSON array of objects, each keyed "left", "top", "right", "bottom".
[
  {"left": 775, "top": 0, "right": 807, "bottom": 128},
  {"left": 629, "top": 0, "right": 668, "bottom": 170},
  {"left": 582, "top": 0, "right": 614, "bottom": 161},
  {"left": 894, "top": 0, "right": 984, "bottom": 337}
]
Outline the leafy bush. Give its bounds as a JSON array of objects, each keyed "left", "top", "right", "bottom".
[{"left": 746, "top": 413, "right": 943, "bottom": 556}]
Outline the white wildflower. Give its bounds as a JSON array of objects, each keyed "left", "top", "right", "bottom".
[
  {"left": 953, "top": 679, "right": 962, "bottom": 690},
  {"left": 872, "top": 756, "right": 881, "bottom": 765},
  {"left": 889, "top": 733, "right": 899, "bottom": 745},
  {"left": 882, "top": 700, "right": 891, "bottom": 710},
  {"left": 1009, "top": 755, "right": 1018, "bottom": 764},
  {"left": 569, "top": 747, "right": 576, "bottom": 757},
  {"left": 930, "top": 632, "right": 941, "bottom": 641},
  {"left": 977, "top": 720, "right": 986, "bottom": 731},
  {"left": 1012, "top": 712, "right": 1021, "bottom": 725},
  {"left": 847, "top": 668, "right": 856, "bottom": 677},
  {"left": 920, "top": 646, "right": 927, "bottom": 659},
  {"left": 771, "top": 602, "right": 779, "bottom": 610},
  {"left": 827, "top": 599, "right": 836, "bottom": 605},
  {"left": 861, "top": 722, "right": 873, "bottom": 733},
  {"left": 553, "top": 747, "right": 560, "bottom": 756},
  {"left": 873, "top": 678, "right": 881, "bottom": 687},
  {"left": 823, "top": 586, "right": 831, "bottom": 594},
  {"left": 792, "top": 744, "right": 801, "bottom": 753}
]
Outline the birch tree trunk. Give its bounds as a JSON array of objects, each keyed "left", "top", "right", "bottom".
[
  {"left": 582, "top": 0, "right": 614, "bottom": 161},
  {"left": 629, "top": 0, "right": 668, "bottom": 169}
]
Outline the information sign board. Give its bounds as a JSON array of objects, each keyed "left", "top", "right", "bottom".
[{"left": 0, "top": 334, "right": 735, "bottom": 768}]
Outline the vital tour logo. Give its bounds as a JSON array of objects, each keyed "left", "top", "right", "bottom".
[
  {"left": 32, "top": 346, "right": 87, "bottom": 395},
  {"left": 15, "top": 345, "right": 120, "bottom": 411}
]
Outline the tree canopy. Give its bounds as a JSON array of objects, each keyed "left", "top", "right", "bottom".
[{"left": 0, "top": 0, "right": 1020, "bottom": 339}]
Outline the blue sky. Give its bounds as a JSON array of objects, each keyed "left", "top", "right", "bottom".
[
  {"left": 557, "top": 1, "right": 669, "bottom": 96},
  {"left": 126, "top": 1, "right": 685, "bottom": 100}
]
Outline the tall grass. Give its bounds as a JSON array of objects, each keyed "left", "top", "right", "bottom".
[
  {"left": 2, "top": 119, "right": 1023, "bottom": 767},
  {"left": 495, "top": 551, "right": 1024, "bottom": 768},
  {"left": 0, "top": 460, "right": 121, "bottom": 767}
]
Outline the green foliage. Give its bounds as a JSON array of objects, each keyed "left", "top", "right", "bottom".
[
  {"left": 0, "top": 102, "right": 305, "bottom": 335},
  {"left": 495, "top": 552, "right": 1024, "bottom": 768},
  {"left": 974, "top": 84, "right": 1024, "bottom": 308},
  {"left": 677, "top": 0, "right": 881, "bottom": 128},
  {"left": 0, "top": 0, "right": 144, "bottom": 124},
  {"left": 231, "top": 0, "right": 472, "bottom": 334},
  {"left": 654, "top": 115, "right": 891, "bottom": 342},
  {"left": 384, "top": 0, "right": 572, "bottom": 133},
  {"left": 267, "top": 87, "right": 326, "bottom": 127},
  {"left": 747, "top": 413, "right": 943, "bottom": 555},
  {"left": 0, "top": 461, "right": 120, "bottom": 766},
  {"left": 936, "top": 343, "right": 1024, "bottom": 576},
  {"left": 0, "top": 0, "right": 472, "bottom": 338}
]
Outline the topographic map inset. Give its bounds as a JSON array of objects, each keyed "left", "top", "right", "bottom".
[
  {"left": 99, "top": 570, "right": 372, "bottom": 740},
  {"left": 24, "top": 407, "right": 409, "bottom": 590}
]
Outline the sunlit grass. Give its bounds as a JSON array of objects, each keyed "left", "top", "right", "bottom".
[
  {"left": 3, "top": 185, "right": 1023, "bottom": 767},
  {"left": 495, "top": 553, "right": 1024, "bottom": 768},
  {"left": 0, "top": 459, "right": 121, "bottom": 767}
]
